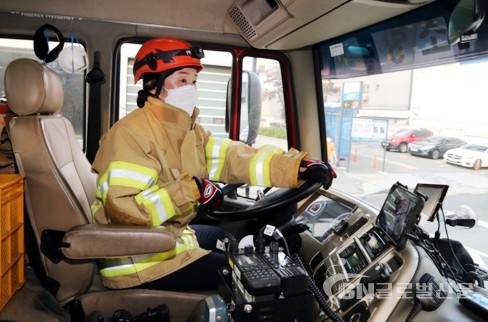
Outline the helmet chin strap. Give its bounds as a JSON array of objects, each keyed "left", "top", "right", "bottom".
[
  {"left": 154, "top": 72, "right": 167, "bottom": 98},
  {"left": 157, "top": 92, "right": 166, "bottom": 101},
  {"left": 137, "top": 70, "right": 172, "bottom": 107}
]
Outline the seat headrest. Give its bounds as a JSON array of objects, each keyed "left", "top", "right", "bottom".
[{"left": 4, "top": 58, "right": 64, "bottom": 116}]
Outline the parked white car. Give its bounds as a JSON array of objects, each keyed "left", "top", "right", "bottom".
[{"left": 444, "top": 144, "right": 488, "bottom": 170}]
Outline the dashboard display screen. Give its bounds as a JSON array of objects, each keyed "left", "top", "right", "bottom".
[
  {"left": 414, "top": 183, "right": 449, "bottom": 222},
  {"left": 376, "top": 183, "right": 424, "bottom": 250},
  {"left": 344, "top": 252, "right": 363, "bottom": 273},
  {"left": 367, "top": 234, "right": 381, "bottom": 251},
  {"left": 339, "top": 243, "right": 367, "bottom": 274}
]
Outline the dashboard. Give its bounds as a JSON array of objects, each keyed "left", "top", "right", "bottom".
[
  {"left": 296, "top": 189, "right": 484, "bottom": 322},
  {"left": 213, "top": 186, "right": 484, "bottom": 322}
]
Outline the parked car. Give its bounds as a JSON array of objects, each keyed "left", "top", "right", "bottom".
[
  {"left": 382, "top": 129, "right": 433, "bottom": 153},
  {"left": 408, "top": 136, "right": 467, "bottom": 159},
  {"left": 444, "top": 144, "right": 488, "bottom": 170}
]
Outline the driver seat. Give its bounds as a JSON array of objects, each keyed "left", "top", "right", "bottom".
[{"left": 4, "top": 58, "right": 207, "bottom": 321}]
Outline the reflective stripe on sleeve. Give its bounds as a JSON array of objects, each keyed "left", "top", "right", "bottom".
[
  {"left": 96, "top": 161, "right": 158, "bottom": 202},
  {"left": 135, "top": 185, "right": 176, "bottom": 226},
  {"left": 206, "top": 137, "right": 231, "bottom": 181},
  {"left": 90, "top": 200, "right": 104, "bottom": 221},
  {"left": 249, "top": 145, "right": 284, "bottom": 186},
  {"left": 99, "top": 229, "right": 198, "bottom": 277},
  {"left": 93, "top": 161, "right": 168, "bottom": 222}
]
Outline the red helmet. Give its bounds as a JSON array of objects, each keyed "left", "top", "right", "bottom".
[{"left": 133, "top": 38, "right": 204, "bottom": 83}]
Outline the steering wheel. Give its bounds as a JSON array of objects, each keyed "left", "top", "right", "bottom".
[{"left": 207, "top": 180, "right": 322, "bottom": 222}]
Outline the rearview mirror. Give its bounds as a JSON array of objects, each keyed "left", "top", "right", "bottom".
[{"left": 448, "top": 0, "right": 485, "bottom": 45}]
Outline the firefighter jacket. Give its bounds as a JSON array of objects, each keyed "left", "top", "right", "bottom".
[{"left": 91, "top": 96, "right": 307, "bottom": 289}]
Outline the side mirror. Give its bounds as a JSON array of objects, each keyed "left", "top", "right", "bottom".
[
  {"left": 448, "top": 0, "right": 485, "bottom": 45},
  {"left": 444, "top": 205, "right": 477, "bottom": 228},
  {"left": 226, "top": 70, "right": 262, "bottom": 145}
]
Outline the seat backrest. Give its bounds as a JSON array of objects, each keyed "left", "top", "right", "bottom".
[{"left": 5, "top": 58, "right": 97, "bottom": 302}]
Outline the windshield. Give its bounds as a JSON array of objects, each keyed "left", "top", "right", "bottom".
[
  {"left": 392, "top": 130, "right": 410, "bottom": 137},
  {"left": 317, "top": 0, "right": 488, "bottom": 269},
  {"left": 463, "top": 144, "right": 488, "bottom": 152},
  {"left": 424, "top": 137, "right": 442, "bottom": 143}
]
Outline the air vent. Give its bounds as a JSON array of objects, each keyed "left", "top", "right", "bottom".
[
  {"left": 344, "top": 216, "right": 368, "bottom": 237},
  {"left": 229, "top": 4, "right": 259, "bottom": 41}
]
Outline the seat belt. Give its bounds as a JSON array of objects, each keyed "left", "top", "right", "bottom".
[{"left": 85, "top": 51, "right": 106, "bottom": 163}]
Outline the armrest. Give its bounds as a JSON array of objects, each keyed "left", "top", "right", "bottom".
[{"left": 60, "top": 224, "right": 176, "bottom": 259}]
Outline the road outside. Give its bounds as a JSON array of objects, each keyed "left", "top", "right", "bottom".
[{"left": 332, "top": 141, "right": 488, "bottom": 269}]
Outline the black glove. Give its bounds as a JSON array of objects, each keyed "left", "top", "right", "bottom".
[
  {"left": 193, "top": 177, "right": 223, "bottom": 211},
  {"left": 299, "top": 159, "right": 337, "bottom": 190}
]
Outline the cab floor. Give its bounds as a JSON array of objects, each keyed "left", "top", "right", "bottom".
[{"left": 0, "top": 266, "right": 64, "bottom": 322}]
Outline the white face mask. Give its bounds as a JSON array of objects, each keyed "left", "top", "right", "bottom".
[
  {"left": 58, "top": 45, "right": 89, "bottom": 74},
  {"left": 163, "top": 84, "right": 198, "bottom": 116}
]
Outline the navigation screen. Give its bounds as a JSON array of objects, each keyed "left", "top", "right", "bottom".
[
  {"left": 414, "top": 183, "right": 449, "bottom": 222},
  {"left": 376, "top": 183, "right": 424, "bottom": 250}
]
